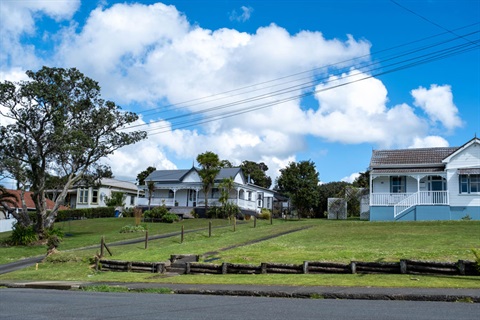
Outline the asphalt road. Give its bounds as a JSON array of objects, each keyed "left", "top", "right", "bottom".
[{"left": 2, "top": 288, "right": 479, "bottom": 320}]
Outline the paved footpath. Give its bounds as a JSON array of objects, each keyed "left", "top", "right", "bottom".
[{"left": 1, "top": 280, "right": 479, "bottom": 302}]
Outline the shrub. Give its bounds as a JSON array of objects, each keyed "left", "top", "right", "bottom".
[
  {"left": 143, "top": 205, "right": 169, "bottom": 221},
  {"left": 162, "top": 213, "right": 179, "bottom": 223},
  {"left": 120, "top": 224, "right": 146, "bottom": 233},
  {"left": 258, "top": 208, "right": 271, "bottom": 220},
  {"left": 55, "top": 207, "right": 115, "bottom": 221},
  {"left": 9, "top": 223, "right": 38, "bottom": 245},
  {"left": 122, "top": 207, "right": 134, "bottom": 218}
]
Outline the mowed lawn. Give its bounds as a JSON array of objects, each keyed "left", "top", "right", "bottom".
[{"left": 0, "top": 218, "right": 479, "bottom": 288}]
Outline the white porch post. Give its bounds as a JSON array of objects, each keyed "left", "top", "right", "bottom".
[
  {"left": 236, "top": 188, "right": 240, "bottom": 205},
  {"left": 369, "top": 174, "right": 373, "bottom": 206}
]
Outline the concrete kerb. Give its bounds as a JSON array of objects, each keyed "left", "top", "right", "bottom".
[{"left": 1, "top": 281, "right": 479, "bottom": 303}]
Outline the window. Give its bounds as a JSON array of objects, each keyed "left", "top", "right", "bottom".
[
  {"left": 390, "top": 176, "right": 406, "bottom": 193},
  {"left": 78, "top": 188, "right": 89, "bottom": 204},
  {"left": 130, "top": 195, "right": 135, "bottom": 206},
  {"left": 168, "top": 190, "right": 174, "bottom": 198},
  {"left": 211, "top": 188, "right": 220, "bottom": 199},
  {"left": 91, "top": 189, "right": 99, "bottom": 204},
  {"left": 460, "top": 174, "right": 480, "bottom": 194}
]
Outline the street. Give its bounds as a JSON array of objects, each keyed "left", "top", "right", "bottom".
[{"left": 1, "top": 288, "right": 479, "bottom": 320}]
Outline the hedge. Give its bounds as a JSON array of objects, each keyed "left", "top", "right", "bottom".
[{"left": 56, "top": 207, "right": 116, "bottom": 221}]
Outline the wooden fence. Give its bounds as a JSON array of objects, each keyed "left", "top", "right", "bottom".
[
  {"left": 98, "top": 258, "right": 479, "bottom": 276},
  {"left": 187, "top": 260, "right": 479, "bottom": 276},
  {"left": 99, "top": 259, "right": 165, "bottom": 273}
]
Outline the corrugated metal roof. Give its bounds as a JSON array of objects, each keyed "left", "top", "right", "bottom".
[
  {"left": 215, "top": 168, "right": 242, "bottom": 181},
  {"left": 101, "top": 178, "right": 137, "bottom": 191},
  {"left": 370, "top": 147, "right": 458, "bottom": 167}
]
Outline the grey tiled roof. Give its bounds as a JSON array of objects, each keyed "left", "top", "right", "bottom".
[
  {"left": 370, "top": 167, "right": 445, "bottom": 174},
  {"left": 146, "top": 167, "right": 244, "bottom": 183},
  {"left": 146, "top": 169, "right": 191, "bottom": 182},
  {"left": 370, "top": 147, "right": 459, "bottom": 167}
]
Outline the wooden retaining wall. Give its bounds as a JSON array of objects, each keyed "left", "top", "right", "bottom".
[
  {"left": 187, "top": 259, "right": 479, "bottom": 276},
  {"left": 99, "top": 259, "right": 165, "bottom": 273},
  {"left": 98, "top": 258, "right": 479, "bottom": 276}
]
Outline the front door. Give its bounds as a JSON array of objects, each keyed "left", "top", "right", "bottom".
[{"left": 429, "top": 176, "right": 446, "bottom": 204}]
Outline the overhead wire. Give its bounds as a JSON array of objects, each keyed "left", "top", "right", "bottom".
[
  {"left": 131, "top": 22, "right": 479, "bottom": 121},
  {"left": 120, "top": 24, "right": 479, "bottom": 135}
]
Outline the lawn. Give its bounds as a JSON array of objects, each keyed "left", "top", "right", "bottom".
[{"left": 1, "top": 218, "right": 479, "bottom": 288}]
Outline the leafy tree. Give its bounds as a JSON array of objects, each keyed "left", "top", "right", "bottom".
[
  {"left": 219, "top": 159, "right": 234, "bottom": 168},
  {"left": 314, "top": 181, "right": 350, "bottom": 218},
  {"left": 241, "top": 160, "right": 272, "bottom": 189},
  {"left": 0, "top": 185, "right": 18, "bottom": 219},
  {"left": 218, "top": 177, "right": 239, "bottom": 218},
  {"left": 0, "top": 67, "right": 146, "bottom": 238},
  {"left": 104, "top": 191, "right": 126, "bottom": 207},
  {"left": 352, "top": 170, "right": 370, "bottom": 188},
  {"left": 196, "top": 151, "right": 220, "bottom": 214},
  {"left": 137, "top": 166, "right": 156, "bottom": 186},
  {"left": 275, "top": 160, "right": 319, "bottom": 218}
]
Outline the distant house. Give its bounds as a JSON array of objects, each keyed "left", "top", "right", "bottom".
[
  {"left": 0, "top": 189, "right": 67, "bottom": 219},
  {"left": 137, "top": 167, "right": 284, "bottom": 216},
  {"left": 48, "top": 178, "right": 141, "bottom": 210},
  {"left": 369, "top": 137, "right": 480, "bottom": 221}
]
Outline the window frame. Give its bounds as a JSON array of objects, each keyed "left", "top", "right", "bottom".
[
  {"left": 390, "top": 176, "right": 406, "bottom": 193},
  {"left": 460, "top": 174, "right": 480, "bottom": 194}
]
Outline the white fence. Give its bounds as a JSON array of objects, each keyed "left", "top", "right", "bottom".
[{"left": 0, "top": 219, "right": 15, "bottom": 233}]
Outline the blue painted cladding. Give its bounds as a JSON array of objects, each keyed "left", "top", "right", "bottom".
[
  {"left": 415, "top": 206, "right": 450, "bottom": 221},
  {"left": 369, "top": 207, "right": 394, "bottom": 221},
  {"left": 450, "top": 206, "right": 480, "bottom": 220},
  {"left": 369, "top": 206, "right": 480, "bottom": 221}
]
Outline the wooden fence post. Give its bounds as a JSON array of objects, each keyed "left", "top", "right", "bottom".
[
  {"left": 181, "top": 225, "right": 184, "bottom": 243},
  {"left": 254, "top": 216, "right": 257, "bottom": 228},
  {"left": 457, "top": 260, "right": 465, "bottom": 275},
  {"left": 400, "top": 259, "right": 407, "bottom": 274},
  {"left": 209, "top": 220, "right": 212, "bottom": 237},
  {"left": 303, "top": 261, "right": 309, "bottom": 274},
  {"left": 233, "top": 217, "right": 236, "bottom": 232},
  {"left": 350, "top": 261, "right": 357, "bottom": 274},
  {"left": 100, "top": 236, "right": 105, "bottom": 258},
  {"left": 145, "top": 230, "right": 148, "bottom": 249},
  {"left": 270, "top": 212, "right": 273, "bottom": 225}
]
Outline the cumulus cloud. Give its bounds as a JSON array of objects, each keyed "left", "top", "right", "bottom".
[
  {"left": 409, "top": 136, "right": 450, "bottom": 148},
  {"left": 1, "top": 1, "right": 466, "bottom": 183},
  {"left": 341, "top": 172, "right": 360, "bottom": 183},
  {"left": 411, "top": 84, "right": 462, "bottom": 131},
  {"left": 0, "top": 0, "right": 80, "bottom": 70},
  {"left": 310, "top": 69, "right": 427, "bottom": 147},
  {"left": 229, "top": 6, "right": 254, "bottom": 22}
]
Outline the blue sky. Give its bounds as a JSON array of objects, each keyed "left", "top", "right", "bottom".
[{"left": 0, "top": 0, "right": 479, "bottom": 185}]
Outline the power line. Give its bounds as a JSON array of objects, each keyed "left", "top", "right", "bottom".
[
  {"left": 144, "top": 38, "right": 479, "bottom": 136},
  {"left": 125, "top": 29, "right": 479, "bottom": 135},
  {"left": 129, "top": 22, "right": 479, "bottom": 123}
]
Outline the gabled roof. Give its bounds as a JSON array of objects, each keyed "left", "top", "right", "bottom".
[
  {"left": 146, "top": 167, "right": 245, "bottom": 184},
  {"left": 215, "top": 168, "right": 243, "bottom": 181},
  {"left": 100, "top": 178, "right": 137, "bottom": 191},
  {"left": 370, "top": 147, "right": 459, "bottom": 167},
  {"left": 145, "top": 169, "right": 194, "bottom": 183},
  {"left": 442, "top": 137, "right": 480, "bottom": 163},
  {"left": 1, "top": 190, "right": 66, "bottom": 211}
]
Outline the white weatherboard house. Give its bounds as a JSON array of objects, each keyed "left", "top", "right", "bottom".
[
  {"left": 55, "top": 178, "right": 140, "bottom": 209},
  {"left": 137, "top": 167, "right": 278, "bottom": 215},
  {"left": 369, "top": 137, "right": 480, "bottom": 221}
]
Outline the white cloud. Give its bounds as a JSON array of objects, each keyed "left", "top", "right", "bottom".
[
  {"left": 411, "top": 84, "right": 462, "bottom": 131},
  {"left": 310, "top": 69, "right": 427, "bottom": 147},
  {"left": 1, "top": 1, "right": 466, "bottom": 183},
  {"left": 409, "top": 136, "right": 450, "bottom": 148},
  {"left": 0, "top": 0, "right": 80, "bottom": 70},
  {"left": 341, "top": 172, "right": 360, "bottom": 183},
  {"left": 229, "top": 6, "right": 254, "bottom": 22}
]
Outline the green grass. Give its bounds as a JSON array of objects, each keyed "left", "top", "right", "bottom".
[{"left": 1, "top": 218, "right": 479, "bottom": 288}]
